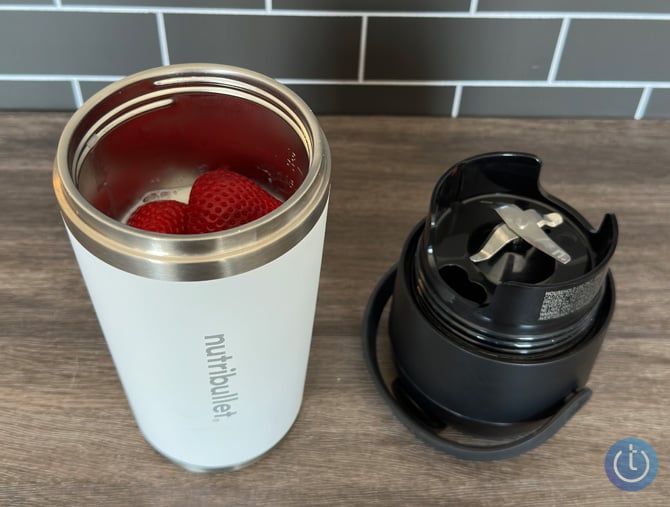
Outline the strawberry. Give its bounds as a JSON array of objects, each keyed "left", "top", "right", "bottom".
[
  {"left": 126, "top": 199, "right": 188, "bottom": 234},
  {"left": 186, "top": 169, "right": 282, "bottom": 234}
]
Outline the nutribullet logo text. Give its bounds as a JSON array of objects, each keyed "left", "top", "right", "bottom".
[{"left": 204, "top": 334, "right": 238, "bottom": 420}]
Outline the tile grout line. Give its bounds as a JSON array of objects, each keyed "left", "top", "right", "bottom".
[
  {"left": 278, "top": 79, "right": 670, "bottom": 88},
  {"left": 155, "top": 12, "right": 171, "bottom": 66},
  {"left": 451, "top": 85, "right": 463, "bottom": 118},
  {"left": 70, "top": 79, "right": 83, "bottom": 108},
  {"left": 4, "top": 75, "right": 670, "bottom": 89},
  {"left": 3, "top": 75, "right": 670, "bottom": 89},
  {"left": 634, "top": 87, "right": 653, "bottom": 119},
  {"left": 0, "top": 74, "right": 124, "bottom": 81},
  {"left": 547, "top": 17, "right": 570, "bottom": 83},
  {"left": 3, "top": 5, "right": 670, "bottom": 20},
  {"left": 357, "top": 16, "right": 368, "bottom": 83}
]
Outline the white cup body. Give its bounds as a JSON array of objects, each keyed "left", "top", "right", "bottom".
[
  {"left": 53, "top": 65, "right": 331, "bottom": 471},
  {"left": 67, "top": 206, "right": 327, "bottom": 470}
]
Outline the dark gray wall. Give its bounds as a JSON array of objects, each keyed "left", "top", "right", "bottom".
[{"left": 1, "top": 1, "right": 669, "bottom": 118}]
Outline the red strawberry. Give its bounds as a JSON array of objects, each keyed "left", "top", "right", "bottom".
[
  {"left": 186, "top": 169, "right": 282, "bottom": 234},
  {"left": 126, "top": 200, "right": 188, "bottom": 234}
]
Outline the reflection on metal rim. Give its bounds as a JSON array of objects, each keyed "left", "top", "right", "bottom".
[{"left": 53, "top": 64, "right": 331, "bottom": 281}]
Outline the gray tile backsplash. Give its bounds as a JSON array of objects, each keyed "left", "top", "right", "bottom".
[
  {"left": 79, "top": 81, "right": 115, "bottom": 102},
  {"left": 273, "top": 0, "right": 470, "bottom": 11},
  {"left": 366, "top": 17, "right": 560, "bottom": 80},
  {"left": 63, "top": 0, "right": 264, "bottom": 7},
  {"left": 165, "top": 14, "right": 360, "bottom": 79},
  {"left": 645, "top": 89, "right": 670, "bottom": 118},
  {"left": 0, "top": 12, "right": 161, "bottom": 75},
  {"left": 0, "top": 81, "right": 74, "bottom": 110},
  {"left": 558, "top": 20, "right": 670, "bottom": 82},
  {"left": 459, "top": 87, "right": 640, "bottom": 117},
  {"left": 0, "top": 0, "right": 50, "bottom": 4},
  {"left": 288, "top": 84, "right": 456, "bottom": 115},
  {"left": 1, "top": 3, "right": 669, "bottom": 118},
  {"left": 478, "top": 1, "right": 670, "bottom": 13}
]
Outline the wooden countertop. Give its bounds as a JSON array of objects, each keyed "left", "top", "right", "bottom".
[{"left": 1, "top": 113, "right": 669, "bottom": 506}]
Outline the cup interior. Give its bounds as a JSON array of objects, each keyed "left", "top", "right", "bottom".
[{"left": 72, "top": 82, "right": 310, "bottom": 222}]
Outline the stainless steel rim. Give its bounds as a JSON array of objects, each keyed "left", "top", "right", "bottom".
[{"left": 53, "top": 64, "right": 330, "bottom": 281}]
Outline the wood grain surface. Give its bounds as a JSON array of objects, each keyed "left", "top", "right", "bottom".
[{"left": 1, "top": 113, "right": 669, "bottom": 506}]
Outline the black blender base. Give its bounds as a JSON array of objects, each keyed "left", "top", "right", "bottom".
[{"left": 362, "top": 266, "right": 592, "bottom": 461}]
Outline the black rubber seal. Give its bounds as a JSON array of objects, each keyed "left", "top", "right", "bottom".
[{"left": 362, "top": 265, "right": 593, "bottom": 461}]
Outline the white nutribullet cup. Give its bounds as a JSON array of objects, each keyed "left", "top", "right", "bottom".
[{"left": 52, "top": 64, "right": 330, "bottom": 471}]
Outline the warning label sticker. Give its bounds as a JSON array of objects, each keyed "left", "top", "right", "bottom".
[{"left": 539, "top": 273, "right": 605, "bottom": 321}]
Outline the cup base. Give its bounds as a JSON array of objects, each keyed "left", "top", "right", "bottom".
[
  {"left": 142, "top": 431, "right": 273, "bottom": 473},
  {"left": 166, "top": 452, "right": 267, "bottom": 473}
]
